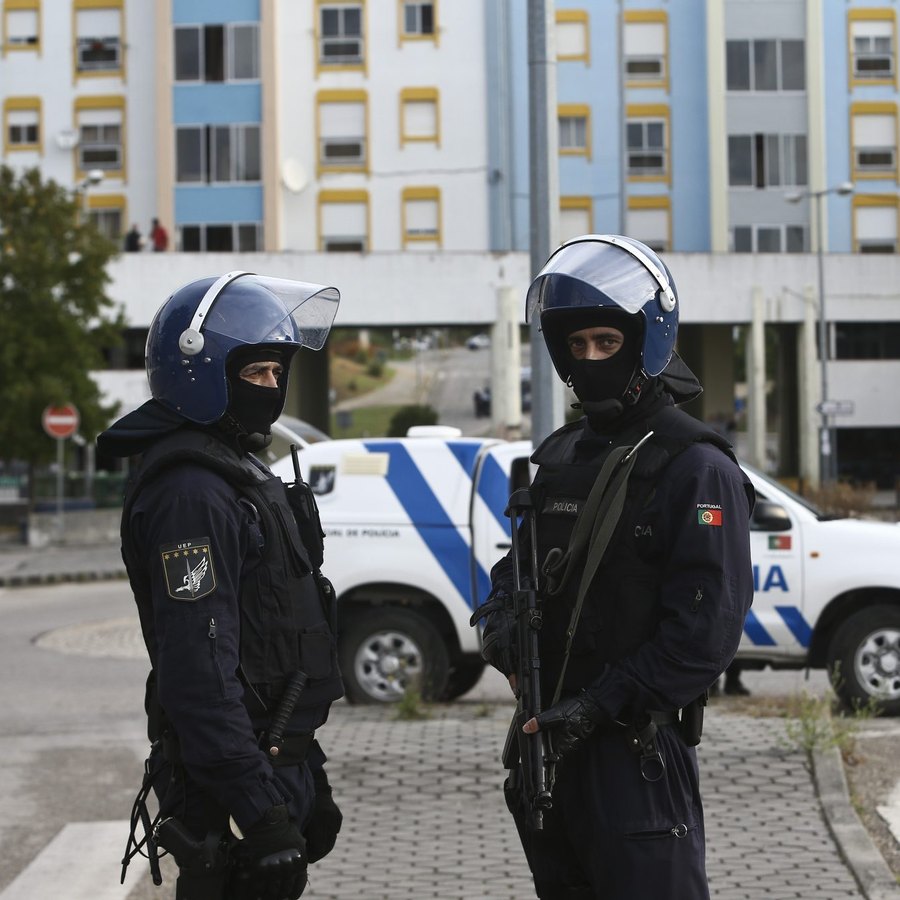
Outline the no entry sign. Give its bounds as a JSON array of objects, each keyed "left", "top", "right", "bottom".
[{"left": 42, "top": 404, "right": 80, "bottom": 440}]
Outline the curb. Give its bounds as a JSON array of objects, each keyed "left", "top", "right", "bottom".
[
  {"left": 813, "top": 740, "right": 900, "bottom": 899},
  {"left": 0, "top": 569, "right": 127, "bottom": 588}
]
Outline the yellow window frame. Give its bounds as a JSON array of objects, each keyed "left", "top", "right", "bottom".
[
  {"left": 851, "top": 192, "right": 899, "bottom": 251},
  {"left": 401, "top": 186, "right": 441, "bottom": 247},
  {"left": 316, "top": 88, "right": 369, "bottom": 176},
  {"left": 558, "top": 103, "right": 591, "bottom": 160},
  {"left": 400, "top": 87, "right": 440, "bottom": 147},
  {"left": 74, "top": 94, "right": 126, "bottom": 182},
  {"left": 560, "top": 195, "right": 593, "bottom": 234},
  {"left": 317, "top": 189, "right": 370, "bottom": 252},
  {"left": 623, "top": 9, "right": 668, "bottom": 91},
  {"left": 3, "top": 0, "right": 40, "bottom": 55},
  {"left": 398, "top": 0, "right": 438, "bottom": 47},
  {"left": 72, "top": 0, "right": 125, "bottom": 82},
  {"left": 315, "top": 0, "right": 367, "bottom": 77},
  {"left": 556, "top": 10, "right": 589, "bottom": 65},
  {"left": 850, "top": 101, "right": 898, "bottom": 184},
  {"left": 626, "top": 103, "right": 670, "bottom": 184},
  {"left": 626, "top": 195, "right": 671, "bottom": 250},
  {"left": 848, "top": 8, "right": 897, "bottom": 89},
  {"left": 3, "top": 95, "right": 41, "bottom": 154}
]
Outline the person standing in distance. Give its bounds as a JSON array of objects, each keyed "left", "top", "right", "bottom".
[
  {"left": 98, "top": 272, "right": 345, "bottom": 899},
  {"left": 478, "top": 235, "right": 754, "bottom": 900}
]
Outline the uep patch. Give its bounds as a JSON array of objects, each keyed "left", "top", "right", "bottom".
[{"left": 161, "top": 538, "right": 217, "bottom": 601}]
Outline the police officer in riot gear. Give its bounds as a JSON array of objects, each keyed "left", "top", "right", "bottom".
[
  {"left": 98, "top": 272, "right": 345, "bottom": 899},
  {"left": 479, "top": 236, "right": 754, "bottom": 899}
]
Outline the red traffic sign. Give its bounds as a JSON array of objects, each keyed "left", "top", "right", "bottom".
[{"left": 42, "top": 404, "right": 80, "bottom": 440}]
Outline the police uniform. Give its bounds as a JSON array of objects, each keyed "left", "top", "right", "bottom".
[
  {"left": 477, "top": 234, "right": 755, "bottom": 900},
  {"left": 489, "top": 394, "right": 754, "bottom": 899},
  {"left": 99, "top": 271, "right": 344, "bottom": 898}
]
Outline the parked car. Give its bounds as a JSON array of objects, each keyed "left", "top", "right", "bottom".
[
  {"left": 472, "top": 368, "right": 532, "bottom": 418},
  {"left": 465, "top": 333, "right": 491, "bottom": 350}
]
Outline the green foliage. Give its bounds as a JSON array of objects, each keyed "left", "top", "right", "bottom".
[
  {"left": 387, "top": 404, "right": 439, "bottom": 437},
  {"left": 393, "top": 682, "right": 431, "bottom": 721},
  {"left": 0, "top": 166, "right": 122, "bottom": 465}
]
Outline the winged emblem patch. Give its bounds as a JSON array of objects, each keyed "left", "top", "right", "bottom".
[{"left": 161, "top": 538, "right": 217, "bottom": 601}]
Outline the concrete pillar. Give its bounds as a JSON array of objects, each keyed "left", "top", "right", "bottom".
[
  {"left": 747, "top": 287, "right": 767, "bottom": 471},
  {"left": 798, "top": 285, "right": 820, "bottom": 488},
  {"left": 491, "top": 286, "right": 522, "bottom": 438},
  {"left": 285, "top": 347, "right": 331, "bottom": 435},
  {"left": 675, "top": 323, "right": 735, "bottom": 428}
]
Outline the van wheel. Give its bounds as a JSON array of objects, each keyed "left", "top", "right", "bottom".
[
  {"left": 440, "top": 657, "right": 486, "bottom": 701},
  {"left": 827, "top": 605, "right": 900, "bottom": 716},
  {"left": 339, "top": 609, "right": 449, "bottom": 704}
]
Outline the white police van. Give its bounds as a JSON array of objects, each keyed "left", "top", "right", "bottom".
[{"left": 273, "top": 429, "right": 900, "bottom": 714}]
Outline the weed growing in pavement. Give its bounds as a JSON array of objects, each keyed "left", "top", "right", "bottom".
[
  {"left": 394, "top": 682, "right": 432, "bottom": 721},
  {"left": 780, "top": 668, "right": 881, "bottom": 767}
]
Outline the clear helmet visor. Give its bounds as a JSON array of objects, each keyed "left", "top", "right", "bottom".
[
  {"left": 196, "top": 273, "right": 340, "bottom": 351},
  {"left": 526, "top": 236, "right": 674, "bottom": 322}
]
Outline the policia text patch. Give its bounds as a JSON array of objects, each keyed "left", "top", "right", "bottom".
[{"left": 161, "top": 538, "right": 217, "bottom": 601}]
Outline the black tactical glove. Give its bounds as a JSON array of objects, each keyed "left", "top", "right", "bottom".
[
  {"left": 533, "top": 690, "right": 607, "bottom": 762},
  {"left": 304, "top": 768, "right": 343, "bottom": 863},
  {"left": 231, "top": 805, "right": 307, "bottom": 900},
  {"left": 476, "top": 589, "right": 518, "bottom": 675}
]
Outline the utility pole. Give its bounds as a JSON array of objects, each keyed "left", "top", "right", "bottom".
[{"left": 527, "top": 0, "right": 564, "bottom": 444}]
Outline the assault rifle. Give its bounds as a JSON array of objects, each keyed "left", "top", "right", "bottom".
[{"left": 501, "top": 487, "right": 554, "bottom": 830}]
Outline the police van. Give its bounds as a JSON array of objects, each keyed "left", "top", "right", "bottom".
[{"left": 272, "top": 428, "right": 900, "bottom": 715}]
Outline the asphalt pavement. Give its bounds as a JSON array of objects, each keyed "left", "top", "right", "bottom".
[{"left": 1, "top": 539, "right": 899, "bottom": 898}]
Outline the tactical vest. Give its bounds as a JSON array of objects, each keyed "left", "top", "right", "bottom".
[
  {"left": 529, "top": 406, "right": 734, "bottom": 701},
  {"left": 121, "top": 428, "right": 344, "bottom": 719}
]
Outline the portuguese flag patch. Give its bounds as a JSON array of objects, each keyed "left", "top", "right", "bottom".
[{"left": 697, "top": 506, "right": 723, "bottom": 526}]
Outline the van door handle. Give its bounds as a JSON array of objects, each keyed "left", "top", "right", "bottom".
[{"left": 496, "top": 542, "right": 511, "bottom": 550}]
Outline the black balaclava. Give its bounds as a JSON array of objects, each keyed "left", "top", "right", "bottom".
[
  {"left": 221, "top": 347, "right": 287, "bottom": 450},
  {"left": 562, "top": 308, "right": 643, "bottom": 406}
]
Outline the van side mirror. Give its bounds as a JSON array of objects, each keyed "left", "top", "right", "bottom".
[{"left": 751, "top": 500, "right": 792, "bottom": 532}]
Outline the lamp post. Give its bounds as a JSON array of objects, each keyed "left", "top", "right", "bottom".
[
  {"left": 75, "top": 169, "right": 104, "bottom": 223},
  {"left": 785, "top": 180, "right": 854, "bottom": 486}
]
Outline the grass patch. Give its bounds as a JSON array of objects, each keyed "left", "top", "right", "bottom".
[
  {"left": 330, "top": 404, "right": 404, "bottom": 439},
  {"left": 393, "top": 683, "right": 431, "bottom": 721},
  {"left": 330, "top": 355, "right": 395, "bottom": 404}
]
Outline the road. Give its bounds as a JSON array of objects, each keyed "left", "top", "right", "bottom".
[{"left": 3, "top": 580, "right": 899, "bottom": 898}]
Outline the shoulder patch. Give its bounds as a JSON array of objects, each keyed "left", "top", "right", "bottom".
[{"left": 161, "top": 538, "right": 217, "bottom": 601}]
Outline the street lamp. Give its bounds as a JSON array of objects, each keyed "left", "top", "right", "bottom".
[
  {"left": 75, "top": 169, "right": 104, "bottom": 222},
  {"left": 785, "top": 180, "right": 854, "bottom": 486}
]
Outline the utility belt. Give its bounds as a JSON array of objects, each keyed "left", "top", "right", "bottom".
[{"left": 258, "top": 730, "right": 315, "bottom": 767}]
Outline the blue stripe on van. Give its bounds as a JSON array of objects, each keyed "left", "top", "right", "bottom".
[
  {"left": 365, "top": 442, "right": 474, "bottom": 607},
  {"left": 476, "top": 453, "right": 512, "bottom": 537},
  {"left": 776, "top": 606, "right": 813, "bottom": 648},
  {"left": 742, "top": 609, "right": 776, "bottom": 646}
]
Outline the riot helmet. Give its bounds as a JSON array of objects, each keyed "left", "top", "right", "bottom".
[
  {"left": 146, "top": 271, "right": 340, "bottom": 425},
  {"left": 526, "top": 235, "right": 678, "bottom": 390}
]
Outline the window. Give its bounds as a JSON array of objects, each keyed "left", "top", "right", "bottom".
[
  {"left": 85, "top": 193, "right": 125, "bottom": 241},
  {"left": 626, "top": 106, "right": 668, "bottom": 178},
  {"left": 401, "top": 1, "right": 435, "bottom": 40},
  {"left": 558, "top": 104, "right": 590, "bottom": 158},
  {"left": 850, "top": 12, "right": 895, "bottom": 83},
  {"left": 732, "top": 224, "right": 806, "bottom": 253},
  {"left": 318, "top": 2, "right": 364, "bottom": 68},
  {"left": 726, "top": 39, "right": 805, "bottom": 91},
  {"left": 400, "top": 88, "right": 439, "bottom": 146},
  {"left": 623, "top": 12, "right": 666, "bottom": 85},
  {"left": 851, "top": 104, "right": 897, "bottom": 178},
  {"left": 319, "top": 189, "right": 368, "bottom": 251},
  {"left": 75, "top": 96, "right": 124, "bottom": 176},
  {"left": 559, "top": 196, "right": 592, "bottom": 243},
  {"left": 556, "top": 10, "right": 589, "bottom": 64},
  {"left": 4, "top": 97, "right": 40, "bottom": 153},
  {"left": 402, "top": 186, "right": 440, "bottom": 248},
  {"left": 180, "top": 222, "right": 262, "bottom": 252},
  {"left": 836, "top": 322, "right": 900, "bottom": 360},
  {"left": 175, "top": 125, "right": 261, "bottom": 183},
  {"left": 626, "top": 197, "right": 669, "bottom": 252},
  {"left": 728, "top": 134, "right": 808, "bottom": 188},
  {"left": 173, "top": 23, "right": 259, "bottom": 82},
  {"left": 318, "top": 90, "right": 367, "bottom": 172},
  {"left": 75, "top": 2, "right": 122, "bottom": 75},
  {"left": 3, "top": 0, "right": 39, "bottom": 51},
  {"left": 853, "top": 195, "right": 898, "bottom": 252}
]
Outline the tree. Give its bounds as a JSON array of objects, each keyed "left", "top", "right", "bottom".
[{"left": 0, "top": 165, "right": 123, "bottom": 467}]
